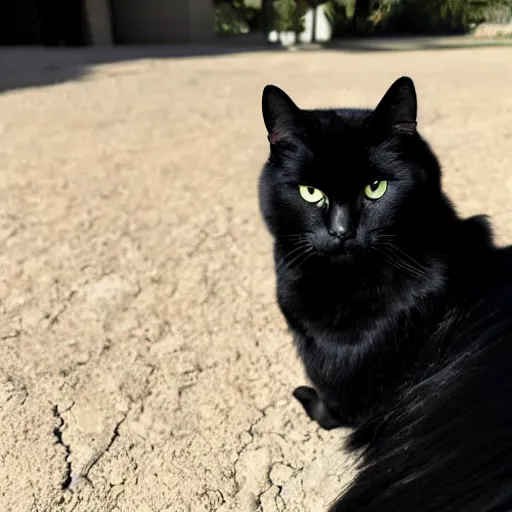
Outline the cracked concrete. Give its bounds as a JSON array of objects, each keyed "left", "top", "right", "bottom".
[
  {"left": 0, "top": 44, "right": 512, "bottom": 512},
  {"left": 52, "top": 403, "right": 73, "bottom": 489}
]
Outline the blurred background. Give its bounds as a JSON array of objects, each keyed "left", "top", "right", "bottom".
[
  {"left": 1, "top": 0, "right": 512, "bottom": 46},
  {"left": 1, "top": 2, "right": 512, "bottom": 512}
]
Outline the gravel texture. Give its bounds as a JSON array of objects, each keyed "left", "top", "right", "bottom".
[{"left": 0, "top": 43, "right": 511, "bottom": 512}]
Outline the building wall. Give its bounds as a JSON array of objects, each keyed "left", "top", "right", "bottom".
[
  {"left": 110, "top": 0, "right": 214, "bottom": 44},
  {"left": 0, "top": 0, "right": 89, "bottom": 46},
  {"left": 188, "top": 0, "right": 215, "bottom": 42},
  {"left": 84, "top": 0, "right": 112, "bottom": 44}
]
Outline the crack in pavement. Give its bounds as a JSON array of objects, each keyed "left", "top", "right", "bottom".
[
  {"left": 0, "top": 330, "right": 21, "bottom": 340},
  {"left": 46, "top": 290, "right": 77, "bottom": 329},
  {"left": 52, "top": 404, "right": 73, "bottom": 490},
  {"left": 68, "top": 412, "right": 128, "bottom": 491}
]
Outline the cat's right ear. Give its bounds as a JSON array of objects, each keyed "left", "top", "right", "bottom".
[{"left": 262, "top": 85, "right": 305, "bottom": 145}]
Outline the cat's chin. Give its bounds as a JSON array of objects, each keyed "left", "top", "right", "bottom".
[
  {"left": 317, "top": 244, "right": 358, "bottom": 265},
  {"left": 327, "top": 251, "right": 357, "bottom": 265}
]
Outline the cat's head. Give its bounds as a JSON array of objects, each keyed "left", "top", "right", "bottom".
[{"left": 259, "top": 77, "right": 455, "bottom": 267}]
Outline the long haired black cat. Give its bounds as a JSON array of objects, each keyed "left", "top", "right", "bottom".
[{"left": 258, "top": 77, "right": 512, "bottom": 512}]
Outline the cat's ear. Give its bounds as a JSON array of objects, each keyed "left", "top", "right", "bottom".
[
  {"left": 370, "top": 77, "right": 417, "bottom": 135},
  {"left": 262, "top": 85, "right": 305, "bottom": 145}
]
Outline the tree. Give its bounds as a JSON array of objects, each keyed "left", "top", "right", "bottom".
[
  {"left": 260, "top": 0, "right": 274, "bottom": 32},
  {"left": 353, "top": 0, "right": 371, "bottom": 34}
]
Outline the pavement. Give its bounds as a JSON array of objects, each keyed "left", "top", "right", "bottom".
[{"left": 0, "top": 41, "right": 512, "bottom": 512}]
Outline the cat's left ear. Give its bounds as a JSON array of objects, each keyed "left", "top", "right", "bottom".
[{"left": 370, "top": 76, "right": 417, "bottom": 135}]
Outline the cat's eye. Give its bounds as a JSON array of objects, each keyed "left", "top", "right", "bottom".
[
  {"left": 299, "top": 185, "right": 328, "bottom": 207},
  {"left": 364, "top": 180, "right": 388, "bottom": 200}
]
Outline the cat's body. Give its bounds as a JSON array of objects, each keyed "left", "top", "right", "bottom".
[{"left": 258, "top": 78, "right": 512, "bottom": 511}]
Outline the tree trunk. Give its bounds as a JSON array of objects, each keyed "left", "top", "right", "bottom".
[
  {"left": 353, "top": 0, "right": 371, "bottom": 35},
  {"left": 311, "top": 4, "right": 318, "bottom": 43},
  {"left": 293, "top": 0, "right": 302, "bottom": 44},
  {"left": 260, "top": 0, "right": 273, "bottom": 33}
]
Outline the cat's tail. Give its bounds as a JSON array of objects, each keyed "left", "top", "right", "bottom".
[{"left": 329, "top": 331, "right": 512, "bottom": 512}]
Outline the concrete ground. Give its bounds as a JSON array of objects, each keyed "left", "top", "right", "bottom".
[{"left": 1, "top": 43, "right": 512, "bottom": 512}]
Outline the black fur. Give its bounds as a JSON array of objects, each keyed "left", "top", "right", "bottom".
[{"left": 258, "top": 77, "right": 512, "bottom": 511}]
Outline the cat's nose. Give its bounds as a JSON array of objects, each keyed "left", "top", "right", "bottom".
[
  {"left": 328, "top": 205, "right": 354, "bottom": 241},
  {"left": 329, "top": 226, "right": 350, "bottom": 240}
]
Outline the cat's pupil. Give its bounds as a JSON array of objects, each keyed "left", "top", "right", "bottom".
[
  {"left": 307, "top": 187, "right": 315, "bottom": 195},
  {"left": 370, "top": 181, "right": 380, "bottom": 191}
]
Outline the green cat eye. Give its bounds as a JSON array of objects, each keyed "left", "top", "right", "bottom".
[
  {"left": 299, "top": 185, "right": 328, "bottom": 207},
  {"left": 364, "top": 180, "right": 388, "bottom": 200}
]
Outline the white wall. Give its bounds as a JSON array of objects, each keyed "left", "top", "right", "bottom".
[{"left": 268, "top": 5, "right": 333, "bottom": 45}]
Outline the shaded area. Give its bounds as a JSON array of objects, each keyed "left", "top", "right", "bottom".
[
  {"left": 3, "top": 35, "right": 512, "bottom": 94},
  {"left": 0, "top": 38, "right": 279, "bottom": 93},
  {"left": 324, "top": 34, "right": 512, "bottom": 52},
  {"left": 0, "top": 0, "right": 89, "bottom": 46}
]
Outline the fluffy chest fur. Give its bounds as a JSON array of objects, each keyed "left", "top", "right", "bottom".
[{"left": 275, "top": 244, "right": 449, "bottom": 422}]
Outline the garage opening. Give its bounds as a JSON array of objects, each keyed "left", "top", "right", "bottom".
[{"left": 0, "top": 0, "right": 90, "bottom": 46}]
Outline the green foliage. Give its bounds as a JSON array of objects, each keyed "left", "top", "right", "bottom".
[
  {"left": 213, "top": 0, "right": 511, "bottom": 37},
  {"left": 272, "top": 0, "right": 309, "bottom": 33},
  {"left": 272, "top": 0, "right": 294, "bottom": 31},
  {"left": 294, "top": 0, "right": 311, "bottom": 32},
  {"left": 369, "top": 0, "right": 512, "bottom": 34},
  {"left": 325, "top": 1, "right": 351, "bottom": 37},
  {"left": 427, "top": 0, "right": 512, "bottom": 27},
  {"left": 214, "top": 0, "right": 261, "bottom": 35}
]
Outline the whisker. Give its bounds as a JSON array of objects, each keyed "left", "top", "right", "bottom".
[
  {"left": 374, "top": 233, "right": 428, "bottom": 270},
  {"left": 380, "top": 242, "right": 429, "bottom": 274},
  {"left": 372, "top": 246, "right": 426, "bottom": 280},
  {"left": 276, "top": 242, "right": 311, "bottom": 272},
  {"left": 280, "top": 234, "right": 307, "bottom": 242},
  {"left": 294, "top": 249, "right": 317, "bottom": 272},
  {"left": 279, "top": 246, "right": 314, "bottom": 274},
  {"left": 379, "top": 245, "right": 427, "bottom": 279},
  {"left": 371, "top": 233, "right": 429, "bottom": 280}
]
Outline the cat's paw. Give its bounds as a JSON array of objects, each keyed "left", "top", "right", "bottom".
[
  {"left": 293, "top": 386, "right": 343, "bottom": 430},
  {"left": 293, "top": 385, "right": 318, "bottom": 406}
]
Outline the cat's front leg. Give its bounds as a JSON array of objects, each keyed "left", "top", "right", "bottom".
[{"left": 293, "top": 386, "right": 346, "bottom": 430}]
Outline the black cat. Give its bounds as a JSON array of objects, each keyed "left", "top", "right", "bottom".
[{"left": 258, "top": 77, "right": 512, "bottom": 512}]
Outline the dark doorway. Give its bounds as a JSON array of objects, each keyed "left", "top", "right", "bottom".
[
  {"left": 0, "top": 0, "right": 90, "bottom": 46},
  {"left": 38, "top": 0, "right": 90, "bottom": 46},
  {"left": 0, "top": 1, "right": 40, "bottom": 44}
]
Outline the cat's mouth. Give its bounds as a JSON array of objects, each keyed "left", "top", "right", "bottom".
[{"left": 317, "top": 238, "right": 358, "bottom": 261}]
